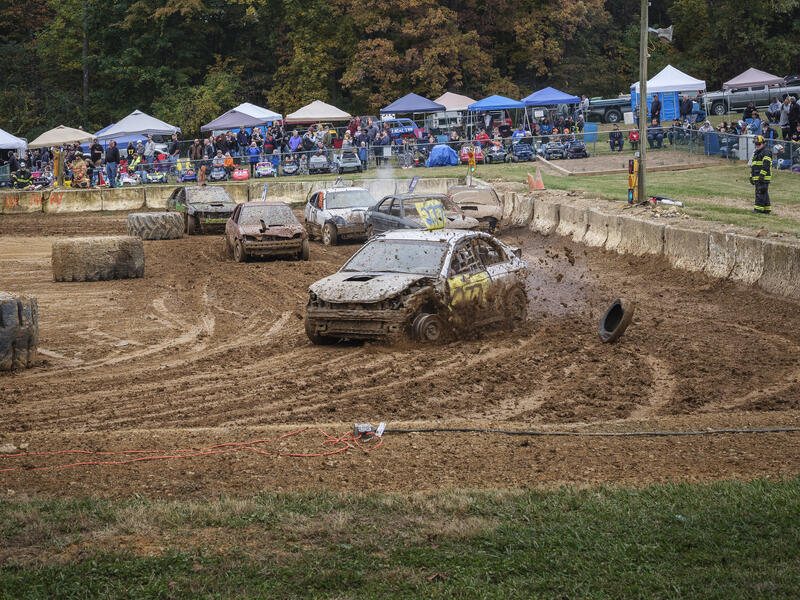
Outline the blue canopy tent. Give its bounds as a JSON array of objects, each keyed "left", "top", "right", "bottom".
[
  {"left": 521, "top": 87, "right": 581, "bottom": 106},
  {"left": 467, "top": 95, "right": 527, "bottom": 139},
  {"left": 380, "top": 93, "right": 446, "bottom": 115}
]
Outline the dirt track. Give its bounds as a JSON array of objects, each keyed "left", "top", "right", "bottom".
[{"left": 1, "top": 210, "right": 799, "bottom": 498}]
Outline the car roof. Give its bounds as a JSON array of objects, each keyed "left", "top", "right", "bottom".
[
  {"left": 377, "top": 229, "right": 480, "bottom": 244},
  {"left": 184, "top": 186, "right": 234, "bottom": 202},
  {"left": 243, "top": 200, "right": 290, "bottom": 207}
]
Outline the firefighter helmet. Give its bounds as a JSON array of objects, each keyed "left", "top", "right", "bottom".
[{"left": 753, "top": 135, "right": 765, "bottom": 145}]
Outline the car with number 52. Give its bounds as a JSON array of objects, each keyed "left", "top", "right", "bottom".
[
  {"left": 304, "top": 229, "right": 528, "bottom": 344},
  {"left": 364, "top": 194, "right": 480, "bottom": 236}
]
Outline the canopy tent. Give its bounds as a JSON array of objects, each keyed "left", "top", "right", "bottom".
[
  {"left": 521, "top": 87, "right": 580, "bottom": 106},
  {"left": 433, "top": 92, "right": 476, "bottom": 112},
  {"left": 0, "top": 128, "right": 27, "bottom": 152},
  {"left": 723, "top": 67, "right": 784, "bottom": 89},
  {"left": 381, "top": 93, "right": 445, "bottom": 114},
  {"left": 201, "top": 109, "right": 276, "bottom": 132},
  {"left": 96, "top": 110, "right": 180, "bottom": 140},
  {"left": 630, "top": 65, "right": 706, "bottom": 123},
  {"left": 285, "top": 100, "right": 351, "bottom": 124},
  {"left": 468, "top": 95, "right": 525, "bottom": 111},
  {"left": 231, "top": 102, "right": 282, "bottom": 121},
  {"left": 28, "top": 125, "right": 92, "bottom": 149},
  {"left": 631, "top": 64, "right": 706, "bottom": 94}
]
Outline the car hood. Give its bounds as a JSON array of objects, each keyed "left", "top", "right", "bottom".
[
  {"left": 310, "top": 272, "right": 427, "bottom": 303},
  {"left": 240, "top": 223, "right": 303, "bottom": 237},
  {"left": 327, "top": 207, "right": 369, "bottom": 224}
]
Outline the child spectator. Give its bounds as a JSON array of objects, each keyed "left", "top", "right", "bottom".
[
  {"left": 359, "top": 141, "right": 368, "bottom": 170},
  {"left": 629, "top": 128, "right": 640, "bottom": 151}
]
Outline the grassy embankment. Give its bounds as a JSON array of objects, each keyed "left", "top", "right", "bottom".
[{"left": 2, "top": 478, "right": 799, "bottom": 598}]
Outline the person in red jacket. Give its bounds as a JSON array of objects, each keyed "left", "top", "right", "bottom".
[
  {"left": 628, "top": 128, "right": 640, "bottom": 151},
  {"left": 474, "top": 128, "right": 490, "bottom": 146}
]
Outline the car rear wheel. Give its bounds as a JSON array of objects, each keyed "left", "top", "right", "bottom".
[
  {"left": 322, "top": 223, "right": 338, "bottom": 246},
  {"left": 233, "top": 240, "right": 247, "bottom": 263},
  {"left": 511, "top": 155, "right": 519, "bottom": 163},
  {"left": 300, "top": 239, "right": 310, "bottom": 261},
  {"left": 413, "top": 312, "right": 444, "bottom": 342},
  {"left": 711, "top": 101, "right": 727, "bottom": 116},
  {"left": 505, "top": 287, "right": 528, "bottom": 327},
  {"left": 186, "top": 215, "right": 198, "bottom": 235},
  {"left": 605, "top": 109, "right": 622, "bottom": 124},
  {"left": 304, "top": 316, "right": 337, "bottom": 345}
]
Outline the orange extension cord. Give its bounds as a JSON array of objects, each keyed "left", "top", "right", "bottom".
[{"left": 0, "top": 427, "right": 382, "bottom": 473}]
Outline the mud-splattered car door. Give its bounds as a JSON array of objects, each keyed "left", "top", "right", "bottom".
[
  {"left": 446, "top": 237, "right": 492, "bottom": 321},
  {"left": 471, "top": 235, "right": 518, "bottom": 311}
]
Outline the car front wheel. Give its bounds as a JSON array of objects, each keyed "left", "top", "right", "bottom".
[
  {"left": 300, "top": 239, "right": 310, "bottom": 261},
  {"left": 505, "top": 287, "right": 528, "bottom": 327},
  {"left": 322, "top": 223, "right": 338, "bottom": 246},
  {"left": 413, "top": 312, "right": 444, "bottom": 342},
  {"left": 233, "top": 239, "right": 247, "bottom": 263},
  {"left": 305, "top": 315, "right": 337, "bottom": 345}
]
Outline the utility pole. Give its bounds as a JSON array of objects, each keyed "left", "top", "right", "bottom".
[
  {"left": 637, "top": 0, "right": 648, "bottom": 204},
  {"left": 82, "top": 0, "right": 89, "bottom": 124}
]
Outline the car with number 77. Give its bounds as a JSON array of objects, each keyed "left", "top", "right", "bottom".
[
  {"left": 305, "top": 229, "right": 528, "bottom": 344},
  {"left": 364, "top": 194, "right": 480, "bottom": 237}
]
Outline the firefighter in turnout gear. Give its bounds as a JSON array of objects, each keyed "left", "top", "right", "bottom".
[{"left": 750, "top": 135, "right": 772, "bottom": 214}]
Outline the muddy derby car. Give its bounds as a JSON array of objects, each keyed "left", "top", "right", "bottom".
[
  {"left": 224, "top": 201, "right": 309, "bottom": 262},
  {"left": 166, "top": 186, "right": 237, "bottom": 234},
  {"left": 304, "top": 186, "right": 375, "bottom": 245},
  {"left": 446, "top": 184, "right": 504, "bottom": 234},
  {"left": 305, "top": 229, "right": 528, "bottom": 343},
  {"left": 365, "top": 194, "right": 480, "bottom": 235}
]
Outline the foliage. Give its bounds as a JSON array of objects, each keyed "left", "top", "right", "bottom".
[{"left": 1, "top": 0, "right": 799, "bottom": 139}]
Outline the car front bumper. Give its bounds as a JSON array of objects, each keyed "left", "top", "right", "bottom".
[
  {"left": 306, "top": 307, "right": 408, "bottom": 339},
  {"left": 243, "top": 239, "right": 303, "bottom": 255}
]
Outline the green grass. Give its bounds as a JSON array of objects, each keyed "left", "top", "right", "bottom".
[{"left": 2, "top": 479, "right": 799, "bottom": 598}]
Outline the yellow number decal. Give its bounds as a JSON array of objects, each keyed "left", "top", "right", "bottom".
[
  {"left": 448, "top": 271, "right": 490, "bottom": 307},
  {"left": 415, "top": 200, "right": 446, "bottom": 230}
]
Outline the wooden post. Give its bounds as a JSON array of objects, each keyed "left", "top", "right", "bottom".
[{"left": 637, "top": 0, "right": 648, "bottom": 204}]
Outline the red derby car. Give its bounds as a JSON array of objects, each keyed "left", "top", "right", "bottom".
[{"left": 225, "top": 201, "right": 309, "bottom": 262}]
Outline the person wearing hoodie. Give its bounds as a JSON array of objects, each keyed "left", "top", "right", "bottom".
[{"left": 144, "top": 135, "right": 156, "bottom": 166}]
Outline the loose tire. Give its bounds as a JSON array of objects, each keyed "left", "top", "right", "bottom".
[
  {"left": 126, "top": 212, "right": 184, "bottom": 240},
  {"left": 505, "top": 287, "right": 528, "bottom": 327},
  {"left": 0, "top": 293, "right": 38, "bottom": 370},
  {"left": 305, "top": 315, "right": 336, "bottom": 345},
  {"left": 233, "top": 240, "right": 247, "bottom": 263},
  {"left": 300, "top": 239, "right": 310, "bottom": 261},
  {"left": 322, "top": 223, "right": 338, "bottom": 246},
  {"left": 598, "top": 298, "right": 635, "bottom": 343},
  {"left": 412, "top": 312, "right": 444, "bottom": 342}
]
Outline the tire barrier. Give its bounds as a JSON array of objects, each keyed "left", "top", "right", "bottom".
[
  {"left": 705, "top": 231, "right": 736, "bottom": 279},
  {"left": 0, "top": 293, "right": 38, "bottom": 370},
  {"left": 126, "top": 212, "right": 185, "bottom": 240},
  {"left": 530, "top": 199, "right": 560, "bottom": 235},
  {"left": 664, "top": 227, "right": 709, "bottom": 273},
  {"left": 598, "top": 298, "right": 635, "bottom": 343},
  {"left": 52, "top": 236, "right": 145, "bottom": 282},
  {"left": 582, "top": 209, "right": 610, "bottom": 248},
  {"left": 617, "top": 218, "right": 665, "bottom": 256},
  {"left": 555, "top": 203, "right": 588, "bottom": 243},
  {"left": 728, "top": 234, "right": 765, "bottom": 285},
  {"left": 758, "top": 241, "right": 800, "bottom": 298}
]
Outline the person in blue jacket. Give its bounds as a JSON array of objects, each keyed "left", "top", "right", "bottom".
[{"left": 247, "top": 142, "right": 260, "bottom": 176}]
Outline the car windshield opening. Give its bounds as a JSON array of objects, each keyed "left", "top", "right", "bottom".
[
  {"left": 240, "top": 205, "right": 296, "bottom": 226},
  {"left": 326, "top": 190, "right": 374, "bottom": 209},
  {"left": 342, "top": 239, "right": 447, "bottom": 277}
]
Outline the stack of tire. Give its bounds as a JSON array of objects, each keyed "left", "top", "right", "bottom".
[
  {"left": 0, "top": 293, "right": 38, "bottom": 370},
  {"left": 126, "top": 212, "right": 184, "bottom": 240}
]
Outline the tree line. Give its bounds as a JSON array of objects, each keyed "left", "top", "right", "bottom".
[{"left": 1, "top": 0, "right": 798, "bottom": 139}]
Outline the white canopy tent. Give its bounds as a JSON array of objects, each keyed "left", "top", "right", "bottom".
[
  {"left": 723, "top": 68, "right": 784, "bottom": 89},
  {"left": 0, "top": 127, "right": 27, "bottom": 152},
  {"left": 96, "top": 110, "right": 180, "bottom": 140},
  {"left": 433, "top": 92, "right": 477, "bottom": 112},
  {"left": 631, "top": 64, "right": 706, "bottom": 94},
  {"left": 28, "top": 125, "right": 93, "bottom": 149},
  {"left": 285, "top": 100, "right": 351, "bottom": 124},
  {"left": 232, "top": 102, "right": 282, "bottom": 121}
]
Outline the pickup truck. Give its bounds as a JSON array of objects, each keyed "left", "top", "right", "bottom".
[
  {"left": 586, "top": 96, "right": 632, "bottom": 124},
  {"left": 704, "top": 81, "right": 800, "bottom": 116}
]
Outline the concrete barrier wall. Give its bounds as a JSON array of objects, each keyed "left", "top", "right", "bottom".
[
  {"left": 501, "top": 192, "right": 515, "bottom": 224},
  {"left": 664, "top": 227, "right": 709, "bottom": 272},
  {"left": 555, "top": 203, "right": 587, "bottom": 243},
  {"left": 2, "top": 190, "right": 48, "bottom": 214},
  {"left": 101, "top": 187, "right": 145, "bottom": 211},
  {"left": 705, "top": 231, "right": 736, "bottom": 279},
  {"left": 508, "top": 194, "right": 535, "bottom": 227},
  {"left": 144, "top": 185, "right": 175, "bottom": 209},
  {"left": 582, "top": 209, "right": 610, "bottom": 247},
  {"left": 604, "top": 214, "right": 625, "bottom": 252},
  {"left": 617, "top": 218, "right": 664, "bottom": 256},
  {"left": 729, "top": 234, "right": 765, "bottom": 285},
  {"left": 759, "top": 241, "right": 800, "bottom": 297},
  {"left": 220, "top": 183, "right": 249, "bottom": 205},
  {"left": 530, "top": 199, "right": 560, "bottom": 235},
  {"left": 44, "top": 189, "right": 103, "bottom": 213}
]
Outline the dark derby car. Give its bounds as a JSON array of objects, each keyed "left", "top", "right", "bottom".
[
  {"left": 224, "top": 201, "right": 309, "bottom": 262},
  {"left": 364, "top": 194, "right": 480, "bottom": 236},
  {"left": 167, "top": 186, "right": 237, "bottom": 234}
]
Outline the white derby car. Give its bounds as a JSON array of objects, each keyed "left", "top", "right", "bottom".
[
  {"left": 305, "top": 229, "right": 528, "bottom": 344},
  {"left": 304, "top": 186, "right": 376, "bottom": 245}
]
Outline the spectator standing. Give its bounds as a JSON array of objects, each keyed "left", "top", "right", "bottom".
[
  {"left": 650, "top": 94, "right": 662, "bottom": 124},
  {"left": 105, "top": 141, "right": 120, "bottom": 188},
  {"left": 247, "top": 142, "right": 259, "bottom": 176},
  {"left": 609, "top": 124, "right": 624, "bottom": 152},
  {"left": 8, "top": 151, "right": 19, "bottom": 174},
  {"left": 168, "top": 133, "right": 180, "bottom": 170},
  {"left": 374, "top": 130, "right": 390, "bottom": 166},
  {"left": 679, "top": 94, "right": 693, "bottom": 121},
  {"left": 288, "top": 130, "right": 303, "bottom": 155},
  {"left": 647, "top": 119, "right": 664, "bottom": 148},
  {"left": 749, "top": 135, "right": 772, "bottom": 214},
  {"left": 189, "top": 139, "right": 203, "bottom": 163},
  {"left": 789, "top": 97, "right": 800, "bottom": 136},
  {"left": 237, "top": 128, "right": 250, "bottom": 156},
  {"left": 144, "top": 135, "right": 156, "bottom": 166},
  {"left": 779, "top": 97, "right": 791, "bottom": 139},
  {"left": 367, "top": 119, "right": 379, "bottom": 142},
  {"left": 262, "top": 132, "right": 276, "bottom": 157},
  {"left": 358, "top": 141, "right": 368, "bottom": 170},
  {"left": 89, "top": 138, "right": 103, "bottom": 170}
]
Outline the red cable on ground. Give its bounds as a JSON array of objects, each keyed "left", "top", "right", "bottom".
[{"left": 0, "top": 427, "right": 382, "bottom": 474}]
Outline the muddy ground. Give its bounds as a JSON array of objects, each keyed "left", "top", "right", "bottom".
[{"left": 0, "top": 210, "right": 799, "bottom": 499}]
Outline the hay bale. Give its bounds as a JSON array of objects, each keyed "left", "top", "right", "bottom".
[
  {"left": 0, "top": 293, "right": 38, "bottom": 370},
  {"left": 52, "top": 236, "right": 144, "bottom": 282},
  {"left": 126, "top": 212, "right": 184, "bottom": 240}
]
